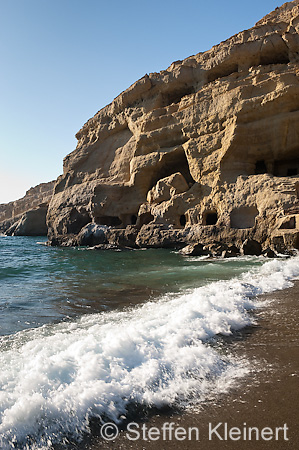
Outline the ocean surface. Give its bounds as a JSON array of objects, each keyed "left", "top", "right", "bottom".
[{"left": 0, "top": 235, "right": 299, "bottom": 449}]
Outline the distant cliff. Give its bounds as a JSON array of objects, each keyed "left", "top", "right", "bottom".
[{"left": 0, "top": 181, "right": 55, "bottom": 236}]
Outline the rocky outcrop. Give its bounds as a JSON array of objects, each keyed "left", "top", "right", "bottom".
[
  {"left": 0, "top": 181, "right": 55, "bottom": 236},
  {"left": 47, "top": 1, "right": 299, "bottom": 253},
  {"left": 179, "top": 243, "right": 210, "bottom": 257}
]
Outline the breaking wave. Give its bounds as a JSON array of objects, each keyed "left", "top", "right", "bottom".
[{"left": 0, "top": 255, "right": 299, "bottom": 449}]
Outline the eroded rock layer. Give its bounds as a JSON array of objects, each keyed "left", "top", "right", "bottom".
[{"left": 47, "top": 1, "right": 299, "bottom": 253}]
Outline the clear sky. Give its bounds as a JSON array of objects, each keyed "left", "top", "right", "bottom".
[{"left": 0, "top": 0, "right": 284, "bottom": 204}]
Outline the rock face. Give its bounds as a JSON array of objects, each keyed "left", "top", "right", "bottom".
[
  {"left": 47, "top": 1, "right": 299, "bottom": 253},
  {"left": 0, "top": 181, "right": 55, "bottom": 236}
]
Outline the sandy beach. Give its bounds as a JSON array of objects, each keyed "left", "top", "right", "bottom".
[{"left": 82, "top": 280, "right": 299, "bottom": 450}]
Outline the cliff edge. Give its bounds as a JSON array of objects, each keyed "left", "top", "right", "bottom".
[{"left": 46, "top": 1, "right": 299, "bottom": 254}]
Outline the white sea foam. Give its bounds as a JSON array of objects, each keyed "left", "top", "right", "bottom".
[{"left": 0, "top": 256, "right": 299, "bottom": 449}]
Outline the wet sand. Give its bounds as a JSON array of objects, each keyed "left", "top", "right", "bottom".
[{"left": 82, "top": 280, "right": 299, "bottom": 450}]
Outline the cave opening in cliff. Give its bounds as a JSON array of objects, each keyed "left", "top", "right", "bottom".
[
  {"left": 118, "top": 214, "right": 138, "bottom": 227},
  {"left": 273, "top": 157, "right": 299, "bottom": 177},
  {"left": 97, "top": 216, "right": 122, "bottom": 226},
  {"left": 207, "top": 63, "right": 239, "bottom": 84},
  {"left": 255, "top": 160, "right": 268, "bottom": 175},
  {"left": 279, "top": 216, "right": 296, "bottom": 229},
  {"left": 150, "top": 149, "right": 194, "bottom": 190},
  {"left": 259, "top": 52, "right": 290, "bottom": 66},
  {"left": 179, "top": 214, "right": 187, "bottom": 227},
  {"left": 203, "top": 210, "right": 218, "bottom": 226},
  {"left": 161, "top": 87, "right": 194, "bottom": 107},
  {"left": 130, "top": 215, "right": 137, "bottom": 225},
  {"left": 137, "top": 212, "right": 154, "bottom": 227},
  {"left": 287, "top": 168, "right": 298, "bottom": 176},
  {"left": 230, "top": 206, "right": 259, "bottom": 229}
]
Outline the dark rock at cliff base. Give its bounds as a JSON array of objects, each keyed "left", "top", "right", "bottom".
[
  {"left": 107, "top": 226, "right": 139, "bottom": 248},
  {"left": 179, "top": 243, "right": 210, "bottom": 256},
  {"left": 240, "top": 239, "right": 262, "bottom": 256},
  {"left": 77, "top": 224, "right": 108, "bottom": 246},
  {"left": 136, "top": 224, "right": 187, "bottom": 249},
  {"left": 203, "top": 242, "right": 227, "bottom": 257},
  {"left": 262, "top": 247, "right": 277, "bottom": 258},
  {"left": 90, "top": 243, "right": 132, "bottom": 251},
  {"left": 77, "top": 224, "right": 139, "bottom": 248},
  {"left": 0, "top": 219, "right": 14, "bottom": 234},
  {"left": 221, "top": 245, "right": 240, "bottom": 258}
]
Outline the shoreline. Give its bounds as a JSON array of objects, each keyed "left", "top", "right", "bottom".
[{"left": 82, "top": 280, "right": 299, "bottom": 450}]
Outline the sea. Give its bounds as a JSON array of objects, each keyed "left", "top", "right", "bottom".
[{"left": 0, "top": 235, "right": 299, "bottom": 449}]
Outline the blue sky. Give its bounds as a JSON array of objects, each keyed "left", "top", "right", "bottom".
[{"left": 0, "top": 0, "right": 283, "bottom": 204}]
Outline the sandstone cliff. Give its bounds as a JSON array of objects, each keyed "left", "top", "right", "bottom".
[
  {"left": 0, "top": 181, "right": 55, "bottom": 236},
  {"left": 47, "top": 1, "right": 299, "bottom": 253}
]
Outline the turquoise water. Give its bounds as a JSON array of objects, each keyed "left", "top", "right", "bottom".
[
  {"left": 1, "top": 236, "right": 299, "bottom": 449},
  {"left": 0, "top": 236, "right": 264, "bottom": 336}
]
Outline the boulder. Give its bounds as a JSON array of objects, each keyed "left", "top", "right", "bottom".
[
  {"left": 77, "top": 223, "right": 108, "bottom": 246},
  {"left": 147, "top": 172, "right": 189, "bottom": 204},
  {"left": 91, "top": 243, "right": 132, "bottom": 251},
  {"left": 221, "top": 245, "right": 240, "bottom": 258},
  {"left": 240, "top": 239, "right": 262, "bottom": 256},
  {"left": 179, "top": 243, "right": 210, "bottom": 256},
  {"left": 202, "top": 241, "right": 227, "bottom": 257},
  {"left": 262, "top": 247, "right": 277, "bottom": 258}
]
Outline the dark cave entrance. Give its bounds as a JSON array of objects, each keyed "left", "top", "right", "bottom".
[
  {"left": 149, "top": 148, "right": 194, "bottom": 190},
  {"left": 255, "top": 160, "right": 268, "bottom": 175},
  {"left": 179, "top": 214, "right": 187, "bottom": 227},
  {"left": 96, "top": 216, "right": 122, "bottom": 226},
  {"left": 287, "top": 168, "right": 298, "bottom": 176},
  {"left": 130, "top": 215, "right": 137, "bottom": 225},
  {"left": 274, "top": 157, "right": 299, "bottom": 177},
  {"left": 203, "top": 211, "right": 218, "bottom": 226}
]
